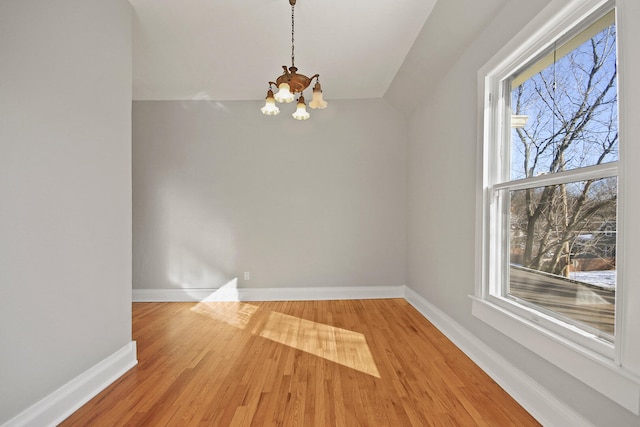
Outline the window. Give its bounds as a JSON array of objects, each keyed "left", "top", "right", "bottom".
[
  {"left": 474, "top": 0, "right": 640, "bottom": 414},
  {"left": 486, "top": 3, "right": 618, "bottom": 353},
  {"left": 504, "top": 8, "right": 618, "bottom": 341}
]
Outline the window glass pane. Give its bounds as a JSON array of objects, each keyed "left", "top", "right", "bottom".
[
  {"left": 509, "top": 19, "right": 618, "bottom": 180},
  {"left": 507, "top": 177, "right": 617, "bottom": 336}
]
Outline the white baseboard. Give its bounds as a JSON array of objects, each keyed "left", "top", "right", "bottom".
[
  {"left": 133, "top": 285, "right": 405, "bottom": 302},
  {"left": 2, "top": 342, "right": 137, "bottom": 427},
  {"left": 132, "top": 288, "right": 218, "bottom": 302},
  {"left": 404, "top": 286, "right": 592, "bottom": 427},
  {"left": 216, "top": 285, "right": 405, "bottom": 301}
]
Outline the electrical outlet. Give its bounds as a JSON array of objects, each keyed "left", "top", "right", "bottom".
[{"left": 244, "top": 272, "right": 250, "bottom": 281}]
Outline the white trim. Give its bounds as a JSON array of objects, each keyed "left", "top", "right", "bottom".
[
  {"left": 132, "top": 288, "right": 219, "bottom": 302},
  {"left": 478, "top": 0, "right": 611, "bottom": 83},
  {"left": 2, "top": 342, "right": 137, "bottom": 427},
  {"left": 472, "top": 297, "right": 640, "bottom": 415},
  {"left": 133, "top": 286, "right": 405, "bottom": 303},
  {"left": 492, "top": 162, "right": 618, "bottom": 191},
  {"left": 232, "top": 286, "right": 405, "bottom": 302},
  {"left": 404, "top": 287, "right": 595, "bottom": 426}
]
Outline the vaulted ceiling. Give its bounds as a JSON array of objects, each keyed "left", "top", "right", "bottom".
[
  {"left": 129, "top": 0, "right": 437, "bottom": 101},
  {"left": 129, "top": 0, "right": 513, "bottom": 111}
]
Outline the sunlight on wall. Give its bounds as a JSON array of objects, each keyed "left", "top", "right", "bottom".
[
  {"left": 191, "top": 301, "right": 380, "bottom": 378},
  {"left": 201, "top": 278, "right": 241, "bottom": 302}
]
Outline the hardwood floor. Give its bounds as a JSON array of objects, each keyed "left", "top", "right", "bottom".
[{"left": 61, "top": 299, "right": 540, "bottom": 426}]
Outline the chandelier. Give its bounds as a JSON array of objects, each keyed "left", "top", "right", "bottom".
[{"left": 261, "top": 0, "right": 327, "bottom": 120}]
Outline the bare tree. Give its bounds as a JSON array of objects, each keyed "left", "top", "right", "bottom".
[{"left": 509, "top": 25, "right": 618, "bottom": 276}]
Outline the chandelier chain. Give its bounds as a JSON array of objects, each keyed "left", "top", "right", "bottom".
[{"left": 291, "top": 4, "right": 295, "bottom": 68}]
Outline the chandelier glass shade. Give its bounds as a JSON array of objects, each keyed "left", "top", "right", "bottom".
[
  {"left": 309, "top": 82, "right": 328, "bottom": 109},
  {"left": 292, "top": 95, "right": 310, "bottom": 120},
  {"left": 260, "top": 89, "right": 280, "bottom": 115},
  {"left": 261, "top": 0, "right": 327, "bottom": 120}
]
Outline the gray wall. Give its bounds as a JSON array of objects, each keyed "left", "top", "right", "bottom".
[
  {"left": 397, "top": 0, "right": 640, "bottom": 425},
  {"left": 133, "top": 99, "right": 406, "bottom": 291},
  {"left": 0, "top": 0, "right": 132, "bottom": 423}
]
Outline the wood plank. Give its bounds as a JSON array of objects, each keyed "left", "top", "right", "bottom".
[{"left": 61, "top": 299, "right": 540, "bottom": 426}]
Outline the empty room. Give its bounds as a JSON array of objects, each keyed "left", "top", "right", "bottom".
[{"left": 2, "top": 0, "right": 640, "bottom": 426}]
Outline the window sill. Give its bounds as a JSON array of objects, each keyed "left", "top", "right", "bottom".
[{"left": 470, "top": 296, "right": 640, "bottom": 414}]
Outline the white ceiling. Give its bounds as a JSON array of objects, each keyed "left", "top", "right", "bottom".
[{"left": 129, "top": 0, "right": 438, "bottom": 101}]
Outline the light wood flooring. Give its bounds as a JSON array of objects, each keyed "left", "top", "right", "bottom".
[{"left": 61, "top": 299, "right": 540, "bottom": 426}]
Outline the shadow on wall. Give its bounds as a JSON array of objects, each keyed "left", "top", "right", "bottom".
[{"left": 164, "top": 185, "right": 237, "bottom": 291}]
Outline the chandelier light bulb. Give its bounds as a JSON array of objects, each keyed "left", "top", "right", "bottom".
[
  {"left": 309, "top": 82, "right": 328, "bottom": 109},
  {"left": 274, "top": 82, "right": 295, "bottom": 103},
  {"left": 292, "top": 95, "right": 310, "bottom": 120},
  {"left": 261, "top": 89, "right": 281, "bottom": 115}
]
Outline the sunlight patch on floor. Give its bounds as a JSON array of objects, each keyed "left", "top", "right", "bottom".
[
  {"left": 258, "top": 311, "right": 381, "bottom": 378},
  {"left": 191, "top": 303, "right": 381, "bottom": 378},
  {"left": 191, "top": 302, "right": 259, "bottom": 330}
]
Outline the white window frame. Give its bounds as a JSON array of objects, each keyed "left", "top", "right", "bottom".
[{"left": 473, "top": 0, "right": 640, "bottom": 414}]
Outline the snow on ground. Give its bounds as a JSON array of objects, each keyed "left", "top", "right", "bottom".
[{"left": 569, "top": 270, "right": 616, "bottom": 290}]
